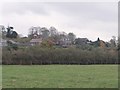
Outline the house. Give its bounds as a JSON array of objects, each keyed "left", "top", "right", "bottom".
[
  {"left": 0, "top": 39, "right": 19, "bottom": 47},
  {"left": 30, "top": 38, "right": 42, "bottom": 46},
  {"left": 90, "top": 38, "right": 107, "bottom": 48},
  {"left": 75, "top": 38, "right": 89, "bottom": 45},
  {"left": 0, "top": 39, "right": 7, "bottom": 47},
  {"left": 59, "top": 40, "right": 71, "bottom": 46}
]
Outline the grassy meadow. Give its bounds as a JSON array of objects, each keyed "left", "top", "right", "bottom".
[{"left": 2, "top": 65, "right": 118, "bottom": 88}]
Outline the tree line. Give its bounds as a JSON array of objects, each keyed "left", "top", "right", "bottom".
[
  {"left": 2, "top": 45, "right": 118, "bottom": 65},
  {"left": 1, "top": 25, "right": 119, "bottom": 65}
]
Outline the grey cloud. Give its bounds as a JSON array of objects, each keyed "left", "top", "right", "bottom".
[
  {"left": 2, "top": 2, "right": 117, "bottom": 23},
  {"left": 45, "top": 2, "right": 117, "bottom": 22},
  {"left": 2, "top": 2, "right": 49, "bottom": 15},
  {"left": 44, "top": 2, "right": 117, "bottom": 36},
  {"left": 1, "top": 2, "right": 117, "bottom": 41}
]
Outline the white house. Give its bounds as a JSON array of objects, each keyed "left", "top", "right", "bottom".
[
  {"left": 30, "top": 38, "right": 42, "bottom": 46},
  {"left": 0, "top": 39, "right": 7, "bottom": 47}
]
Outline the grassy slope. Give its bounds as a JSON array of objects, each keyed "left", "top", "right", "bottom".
[{"left": 2, "top": 65, "right": 118, "bottom": 88}]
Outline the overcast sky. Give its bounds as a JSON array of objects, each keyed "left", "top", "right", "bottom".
[{"left": 0, "top": 2, "right": 118, "bottom": 41}]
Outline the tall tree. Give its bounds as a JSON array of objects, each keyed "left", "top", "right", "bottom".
[
  {"left": 49, "top": 26, "right": 58, "bottom": 37},
  {"left": 28, "top": 26, "right": 40, "bottom": 38},
  {"left": 11, "top": 31, "right": 18, "bottom": 38},
  {"left": 6, "top": 26, "right": 11, "bottom": 38},
  {"left": 0, "top": 25, "right": 6, "bottom": 39},
  {"left": 6, "top": 26, "right": 18, "bottom": 38},
  {"left": 68, "top": 32, "right": 76, "bottom": 43},
  {"left": 41, "top": 27, "right": 50, "bottom": 39},
  {"left": 109, "top": 36, "right": 116, "bottom": 47}
]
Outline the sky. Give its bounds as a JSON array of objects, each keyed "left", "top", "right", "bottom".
[{"left": 0, "top": 1, "right": 118, "bottom": 41}]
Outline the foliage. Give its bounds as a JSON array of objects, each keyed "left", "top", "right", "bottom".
[
  {"left": 40, "top": 39, "right": 54, "bottom": 48},
  {"left": 6, "top": 26, "right": 18, "bottom": 38},
  {"left": 6, "top": 40, "right": 18, "bottom": 51},
  {"left": 2, "top": 46, "right": 118, "bottom": 65}
]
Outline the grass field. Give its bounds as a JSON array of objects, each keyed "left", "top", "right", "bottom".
[{"left": 2, "top": 65, "right": 118, "bottom": 88}]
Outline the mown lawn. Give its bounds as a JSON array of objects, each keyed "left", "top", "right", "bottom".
[{"left": 2, "top": 65, "right": 118, "bottom": 88}]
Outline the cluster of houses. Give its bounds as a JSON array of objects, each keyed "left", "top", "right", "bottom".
[
  {"left": 0, "top": 25, "right": 117, "bottom": 48},
  {"left": 0, "top": 37, "right": 106, "bottom": 49},
  {"left": 29, "top": 32, "right": 89, "bottom": 47},
  {"left": 0, "top": 35, "right": 91, "bottom": 48},
  {"left": 0, "top": 37, "right": 107, "bottom": 49}
]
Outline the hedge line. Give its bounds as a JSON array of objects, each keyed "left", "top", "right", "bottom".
[{"left": 2, "top": 46, "right": 118, "bottom": 65}]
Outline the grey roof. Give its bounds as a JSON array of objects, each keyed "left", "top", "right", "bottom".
[{"left": 30, "top": 38, "right": 42, "bottom": 43}]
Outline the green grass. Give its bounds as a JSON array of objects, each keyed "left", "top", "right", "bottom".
[
  {"left": 0, "top": 65, "right": 2, "bottom": 89},
  {"left": 2, "top": 65, "right": 118, "bottom": 88}
]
